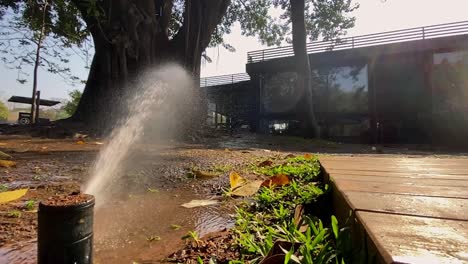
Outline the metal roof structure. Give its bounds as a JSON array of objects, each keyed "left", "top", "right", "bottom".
[{"left": 8, "top": 96, "right": 61, "bottom": 107}]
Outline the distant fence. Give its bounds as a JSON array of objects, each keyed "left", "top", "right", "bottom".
[
  {"left": 199, "top": 72, "right": 250, "bottom": 87},
  {"left": 247, "top": 20, "right": 468, "bottom": 63}
]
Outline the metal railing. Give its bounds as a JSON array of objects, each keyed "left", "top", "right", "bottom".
[
  {"left": 200, "top": 72, "right": 250, "bottom": 87},
  {"left": 247, "top": 20, "right": 468, "bottom": 63}
]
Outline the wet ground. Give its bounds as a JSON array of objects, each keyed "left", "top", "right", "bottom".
[{"left": 0, "top": 132, "right": 464, "bottom": 263}]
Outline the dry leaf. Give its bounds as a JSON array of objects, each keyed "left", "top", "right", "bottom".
[
  {"left": 0, "top": 151, "right": 11, "bottom": 160},
  {"left": 193, "top": 170, "right": 220, "bottom": 179},
  {"left": 231, "top": 180, "right": 263, "bottom": 197},
  {"left": 261, "top": 174, "right": 290, "bottom": 188},
  {"left": 76, "top": 140, "right": 85, "bottom": 145},
  {"left": 294, "top": 204, "right": 304, "bottom": 227},
  {"left": 12, "top": 148, "right": 29, "bottom": 153},
  {"left": 0, "top": 189, "right": 28, "bottom": 204},
  {"left": 229, "top": 171, "right": 246, "bottom": 190},
  {"left": 304, "top": 153, "right": 313, "bottom": 159},
  {"left": 181, "top": 200, "right": 218, "bottom": 208},
  {"left": 258, "top": 160, "right": 273, "bottom": 167},
  {"left": 0, "top": 160, "right": 16, "bottom": 168}
]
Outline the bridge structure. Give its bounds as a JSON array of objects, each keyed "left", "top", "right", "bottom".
[{"left": 202, "top": 20, "right": 468, "bottom": 146}]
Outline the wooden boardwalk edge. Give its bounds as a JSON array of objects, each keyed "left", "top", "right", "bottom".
[{"left": 321, "top": 156, "right": 468, "bottom": 264}]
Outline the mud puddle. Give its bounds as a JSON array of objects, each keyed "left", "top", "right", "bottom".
[{"left": 0, "top": 189, "right": 233, "bottom": 264}]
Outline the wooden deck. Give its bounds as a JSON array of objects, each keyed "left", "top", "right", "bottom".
[{"left": 320, "top": 156, "right": 468, "bottom": 264}]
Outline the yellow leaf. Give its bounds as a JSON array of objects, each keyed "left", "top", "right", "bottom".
[
  {"left": 229, "top": 171, "right": 246, "bottom": 190},
  {"left": 0, "top": 189, "right": 28, "bottom": 204},
  {"left": 231, "top": 180, "right": 263, "bottom": 197},
  {"left": 76, "top": 140, "right": 85, "bottom": 145},
  {"left": 0, "top": 160, "right": 16, "bottom": 168}
]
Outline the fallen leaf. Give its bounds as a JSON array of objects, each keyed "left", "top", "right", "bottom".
[
  {"left": 231, "top": 180, "right": 263, "bottom": 197},
  {"left": 304, "top": 153, "right": 313, "bottom": 159},
  {"left": 170, "top": 224, "right": 182, "bottom": 230},
  {"left": 294, "top": 204, "right": 304, "bottom": 227},
  {"left": 146, "top": 235, "right": 161, "bottom": 242},
  {"left": 229, "top": 171, "right": 246, "bottom": 190},
  {"left": 181, "top": 200, "right": 218, "bottom": 208},
  {"left": 0, "top": 151, "right": 11, "bottom": 159},
  {"left": 258, "top": 160, "right": 273, "bottom": 167},
  {"left": 94, "top": 142, "right": 104, "bottom": 145},
  {"left": 0, "top": 189, "right": 28, "bottom": 204},
  {"left": 261, "top": 174, "right": 290, "bottom": 188},
  {"left": 147, "top": 187, "right": 159, "bottom": 193},
  {"left": 76, "top": 140, "right": 85, "bottom": 145},
  {"left": 12, "top": 148, "right": 29, "bottom": 153},
  {"left": 0, "top": 160, "right": 16, "bottom": 168},
  {"left": 192, "top": 170, "right": 220, "bottom": 178}
]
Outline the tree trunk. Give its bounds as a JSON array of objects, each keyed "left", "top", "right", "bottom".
[
  {"left": 70, "top": 0, "right": 229, "bottom": 132},
  {"left": 290, "top": 0, "right": 320, "bottom": 138},
  {"left": 30, "top": 0, "right": 48, "bottom": 124}
]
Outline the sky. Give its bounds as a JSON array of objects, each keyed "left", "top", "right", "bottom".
[{"left": 1, "top": 0, "right": 468, "bottom": 103}]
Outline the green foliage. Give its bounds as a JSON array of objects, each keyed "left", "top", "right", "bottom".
[
  {"left": 0, "top": 0, "right": 91, "bottom": 85},
  {"left": 7, "top": 210, "right": 21, "bottom": 218},
  {"left": 63, "top": 89, "right": 82, "bottom": 115},
  {"left": 0, "top": 184, "right": 8, "bottom": 192},
  {"left": 24, "top": 200, "right": 36, "bottom": 211},
  {"left": 253, "top": 156, "right": 321, "bottom": 182},
  {"left": 0, "top": 101, "right": 8, "bottom": 120},
  {"left": 218, "top": 0, "right": 359, "bottom": 49}
]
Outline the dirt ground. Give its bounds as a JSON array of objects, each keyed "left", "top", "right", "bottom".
[{"left": 0, "top": 132, "right": 463, "bottom": 263}]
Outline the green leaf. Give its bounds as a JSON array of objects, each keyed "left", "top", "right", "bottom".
[{"left": 331, "top": 215, "right": 339, "bottom": 239}]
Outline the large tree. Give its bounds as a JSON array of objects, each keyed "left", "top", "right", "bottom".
[{"left": 0, "top": 0, "right": 358, "bottom": 131}]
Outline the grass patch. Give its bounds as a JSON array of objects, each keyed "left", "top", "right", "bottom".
[{"left": 230, "top": 154, "right": 348, "bottom": 263}]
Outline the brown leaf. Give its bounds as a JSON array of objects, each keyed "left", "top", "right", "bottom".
[
  {"left": 258, "top": 160, "right": 273, "bottom": 167},
  {"left": 294, "top": 204, "right": 304, "bottom": 227},
  {"left": 261, "top": 174, "right": 290, "bottom": 188},
  {"left": 304, "top": 153, "right": 313, "bottom": 159}
]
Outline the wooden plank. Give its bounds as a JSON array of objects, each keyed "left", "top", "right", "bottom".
[
  {"left": 331, "top": 174, "right": 468, "bottom": 187},
  {"left": 324, "top": 169, "right": 468, "bottom": 180},
  {"left": 357, "top": 211, "right": 468, "bottom": 264},
  {"left": 344, "top": 191, "right": 468, "bottom": 220},
  {"left": 323, "top": 164, "right": 468, "bottom": 175},
  {"left": 334, "top": 179, "right": 468, "bottom": 199}
]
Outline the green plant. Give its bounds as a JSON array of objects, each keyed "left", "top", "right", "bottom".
[
  {"left": 227, "top": 154, "right": 348, "bottom": 263},
  {"left": 63, "top": 90, "right": 82, "bottom": 116},
  {"left": 7, "top": 210, "right": 21, "bottom": 218},
  {"left": 0, "top": 184, "right": 8, "bottom": 192},
  {"left": 24, "top": 200, "right": 35, "bottom": 211},
  {"left": 0, "top": 101, "right": 8, "bottom": 121}
]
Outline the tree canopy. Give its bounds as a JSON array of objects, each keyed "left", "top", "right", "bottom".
[
  {"left": 63, "top": 89, "right": 82, "bottom": 116},
  {"left": 0, "top": 0, "right": 359, "bottom": 128},
  {"left": 1, "top": 0, "right": 358, "bottom": 79},
  {"left": 0, "top": 100, "right": 8, "bottom": 120}
]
